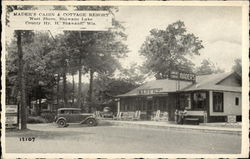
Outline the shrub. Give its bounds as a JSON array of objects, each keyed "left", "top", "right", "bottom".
[
  {"left": 41, "top": 112, "right": 56, "bottom": 123},
  {"left": 27, "top": 116, "right": 47, "bottom": 124}
]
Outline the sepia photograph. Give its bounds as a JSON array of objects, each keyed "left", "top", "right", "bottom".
[{"left": 1, "top": 1, "right": 249, "bottom": 158}]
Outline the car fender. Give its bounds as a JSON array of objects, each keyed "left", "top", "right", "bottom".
[
  {"left": 56, "top": 117, "right": 67, "bottom": 123},
  {"left": 80, "top": 116, "right": 96, "bottom": 124}
]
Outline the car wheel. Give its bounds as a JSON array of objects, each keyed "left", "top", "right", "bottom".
[
  {"left": 57, "top": 119, "right": 67, "bottom": 128},
  {"left": 86, "top": 118, "right": 97, "bottom": 126}
]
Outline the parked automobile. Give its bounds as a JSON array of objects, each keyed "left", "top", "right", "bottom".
[
  {"left": 101, "top": 107, "right": 113, "bottom": 118},
  {"left": 54, "top": 108, "right": 98, "bottom": 127}
]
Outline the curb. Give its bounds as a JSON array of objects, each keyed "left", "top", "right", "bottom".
[{"left": 106, "top": 120, "right": 242, "bottom": 136}]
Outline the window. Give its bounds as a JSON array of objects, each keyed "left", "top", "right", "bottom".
[
  {"left": 41, "top": 104, "right": 48, "bottom": 110},
  {"left": 73, "top": 110, "right": 80, "bottom": 114},
  {"left": 60, "top": 110, "right": 72, "bottom": 114},
  {"left": 193, "top": 92, "right": 207, "bottom": 110},
  {"left": 235, "top": 97, "right": 239, "bottom": 106},
  {"left": 179, "top": 94, "right": 191, "bottom": 110},
  {"left": 213, "top": 92, "right": 223, "bottom": 112}
]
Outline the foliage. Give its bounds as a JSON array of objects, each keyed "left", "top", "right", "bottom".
[
  {"left": 41, "top": 112, "right": 56, "bottom": 123},
  {"left": 231, "top": 58, "right": 242, "bottom": 75},
  {"left": 6, "top": 31, "right": 59, "bottom": 106},
  {"left": 6, "top": 5, "right": 130, "bottom": 113},
  {"left": 140, "top": 20, "right": 204, "bottom": 79},
  {"left": 195, "top": 59, "right": 225, "bottom": 75},
  {"left": 93, "top": 75, "right": 141, "bottom": 101},
  {"left": 27, "top": 116, "right": 47, "bottom": 124},
  {"left": 116, "top": 63, "right": 146, "bottom": 85}
]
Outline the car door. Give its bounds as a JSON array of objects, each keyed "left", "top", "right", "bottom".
[
  {"left": 64, "top": 110, "right": 74, "bottom": 123},
  {"left": 72, "top": 110, "right": 82, "bottom": 122}
]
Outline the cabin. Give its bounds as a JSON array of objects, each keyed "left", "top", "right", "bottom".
[{"left": 116, "top": 72, "right": 242, "bottom": 122}]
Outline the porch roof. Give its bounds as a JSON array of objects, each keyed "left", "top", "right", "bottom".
[{"left": 117, "top": 79, "right": 192, "bottom": 97}]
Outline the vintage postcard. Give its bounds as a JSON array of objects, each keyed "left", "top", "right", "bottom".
[{"left": 1, "top": 0, "right": 249, "bottom": 158}]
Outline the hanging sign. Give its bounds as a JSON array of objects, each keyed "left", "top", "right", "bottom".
[{"left": 10, "top": 10, "right": 112, "bottom": 31}]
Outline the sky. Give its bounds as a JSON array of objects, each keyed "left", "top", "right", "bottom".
[{"left": 115, "top": 6, "right": 242, "bottom": 72}]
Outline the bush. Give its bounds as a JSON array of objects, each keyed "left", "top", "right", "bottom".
[
  {"left": 41, "top": 112, "right": 56, "bottom": 123},
  {"left": 27, "top": 116, "right": 47, "bottom": 124}
]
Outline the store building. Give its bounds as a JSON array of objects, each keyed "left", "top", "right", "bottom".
[{"left": 116, "top": 72, "right": 242, "bottom": 122}]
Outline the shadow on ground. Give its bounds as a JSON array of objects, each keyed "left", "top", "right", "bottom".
[
  {"left": 5, "top": 120, "right": 114, "bottom": 139},
  {"left": 6, "top": 128, "right": 94, "bottom": 139}
]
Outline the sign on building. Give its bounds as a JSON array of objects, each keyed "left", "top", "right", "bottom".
[
  {"left": 227, "top": 115, "right": 236, "bottom": 123},
  {"left": 169, "top": 71, "right": 196, "bottom": 82},
  {"left": 10, "top": 10, "right": 112, "bottom": 31},
  {"left": 6, "top": 105, "right": 18, "bottom": 128}
]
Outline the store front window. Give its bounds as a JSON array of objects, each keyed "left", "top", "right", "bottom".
[
  {"left": 193, "top": 92, "right": 207, "bottom": 110},
  {"left": 179, "top": 93, "right": 191, "bottom": 110}
]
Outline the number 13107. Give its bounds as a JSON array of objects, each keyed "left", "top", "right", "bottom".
[{"left": 19, "top": 137, "right": 35, "bottom": 142}]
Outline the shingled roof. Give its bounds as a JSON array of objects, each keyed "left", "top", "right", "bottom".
[
  {"left": 117, "top": 79, "right": 192, "bottom": 97},
  {"left": 117, "top": 72, "right": 241, "bottom": 97},
  {"left": 180, "top": 72, "right": 241, "bottom": 92}
]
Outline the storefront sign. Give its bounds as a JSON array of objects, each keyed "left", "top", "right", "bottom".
[
  {"left": 169, "top": 71, "right": 196, "bottom": 82},
  {"left": 6, "top": 105, "right": 18, "bottom": 113},
  {"left": 6, "top": 105, "right": 18, "bottom": 128},
  {"left": 227, "top": 115, "right": 236, "bottom": 123},
  {"left": 10, "top": 10, "right": 112, "bottom": 31},
  {"left": 138, "top": 88, "right": 162, "bottom": 95}
]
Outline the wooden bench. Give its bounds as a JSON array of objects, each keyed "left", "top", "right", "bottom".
[{"left": 183, "top": 110, "right": 207, "bottom": 125}]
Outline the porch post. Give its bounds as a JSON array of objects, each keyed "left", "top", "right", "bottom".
[{"left": 117, "top": 98, "right": 120, "bottom": 113}]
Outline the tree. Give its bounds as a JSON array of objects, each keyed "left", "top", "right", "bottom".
[
  {"left": 63, "top": 6, "right": 128, "bottom": 111},
  {"left": 91, "top": 74, "right": 141, "bottom": 111},
  {"left": 140, "top": 20, "right": 204, "bottom": 79},
  {"left": 7, "top": 31, "right": 59, "bottom": 116},
  {"left": 232, "top": 58, "right": 242, "bottom": 76},
  {"left": 195, "top": 59, "right": 225, "bottom": 75},
  {"left": 117, "top": 63, "right": 146, "bottom": 85},
  {"left": 6, "top": 5, "right": 36, "bottom": 129}
]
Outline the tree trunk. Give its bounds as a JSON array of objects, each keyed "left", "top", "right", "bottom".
[
  {"left": 38, "top": 85, "right": 42, "bottom": 116},
  {"left": 88, "top": 69, "right": 94, "bottom": 102},
  {"left": 77, "top": 59, "right": 82, "bottom": 108},
  {"left": 88, "top": 69, "right": 94, "bottom": 112},
  {"left": 72, "top": 73, "right": 75, "bottom": 105},
  {"left": 62, "top": 70, "right": 67, "bottom": 107},
  {"left": 17, "top": 30, "right": 27, "bottom": 130},
  {"left": 56, "top": 73, "right": 60, "bottom": 108},
  {"left": 34, "top": 85, "right": 38, "bottom": 116}
]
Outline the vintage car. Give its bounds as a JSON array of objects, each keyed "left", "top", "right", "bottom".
[{"left": 55, "top": 108, "right": 98, "bottom": 127}]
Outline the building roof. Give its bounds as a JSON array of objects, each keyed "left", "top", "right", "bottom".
[
  {"left": 181, "top": 72, "right": 241, "bottom": 92},
  {"left": 117, "top": 72, "right": 241, "bottom": 97},
  {"left": 117, "top": 79, "right": 192, "bottom": 97}
]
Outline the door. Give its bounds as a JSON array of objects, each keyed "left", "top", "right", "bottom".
[{"left": 146, "top": 100, "right": 153, "bottom": 120}]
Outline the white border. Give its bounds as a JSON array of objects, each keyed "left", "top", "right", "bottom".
[{"left": 1, "top": 1, "right": 249, "bottom": 158}]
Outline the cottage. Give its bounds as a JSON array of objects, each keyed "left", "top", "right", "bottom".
[{"left": 116, "top": 72, "right": 242, "bottom": 122}]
